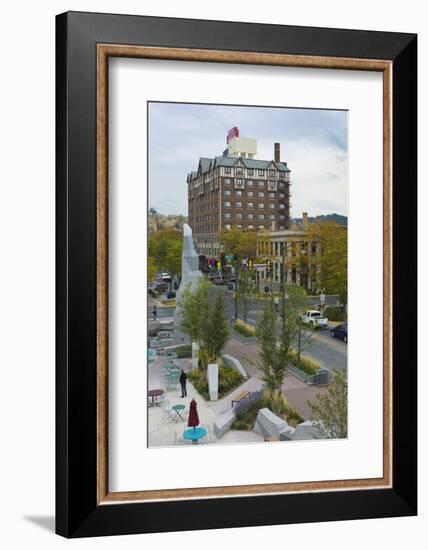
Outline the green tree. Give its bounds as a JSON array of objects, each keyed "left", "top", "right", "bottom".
[
  {"left": 256, "top": 297, "right": 284, "bottom": 397},
  {"left": 178, "top": 279, "right": 229, "bottom": 369},
  {"left": 280, "top": 284, "right": 312, "bottom": 366},
  {"left": 205, "top": 290, "right": 230, "bottom": 363},
  {"left": 307, "top": 369, "right": 348, "bottom": 438},
  {"left": 178, "top": 278, "right": 211, "bottom": 344}
]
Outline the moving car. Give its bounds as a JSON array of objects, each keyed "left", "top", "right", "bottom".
[
  {"left": 301, "top": 310, "right": 328, "bottom": 328},
  {"left": 331, "top": 322, "right": 348, "bottom": 343}
]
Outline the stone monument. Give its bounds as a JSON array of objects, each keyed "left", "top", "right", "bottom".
[{"left": 174, "top": 224, "right": 203, "bottom": 343}]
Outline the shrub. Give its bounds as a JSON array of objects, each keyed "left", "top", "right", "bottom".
[
  {"left": 232, "top": 390, "right": 304, "bottom": 431},
  {"left": 287, "top": 350, "right": 319, "bottom": 376},
  {"left": 174, "top": 345, "right": 192, "bottom": 359},
  {"left": 323, "top": 306, "right": 345, "bottom": 322},
  {"left": 233, "top": 319, "right": 256, "bottom": 338},
  {"left": 188, "top": 365, "right": 243, "bottom": 400}
]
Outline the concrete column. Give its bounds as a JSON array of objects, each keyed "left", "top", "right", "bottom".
[
  {"left": 207, "top": 363, "right": 219, "bottom": 401},
  {"left": 191, "top": 341, "right": 199, "bottom": 370}
]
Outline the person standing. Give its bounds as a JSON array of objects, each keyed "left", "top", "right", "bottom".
[
  {"left": 179, "top": 369, "right": 188, "bottom": 398},
  {"left": 152, "top": 304, "right": 157, "bottom": 320}
]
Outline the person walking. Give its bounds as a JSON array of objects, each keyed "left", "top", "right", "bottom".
[
  {"left": 179, "top": 369, "right": 188, "bottom": 398},
  {"left": 152, "top": 304, "right": 157, "bottom": 320}
]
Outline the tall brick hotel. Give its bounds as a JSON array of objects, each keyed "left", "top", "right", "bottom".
[{"left": 187, "top": 128, "right": 291, "bottom": 257}]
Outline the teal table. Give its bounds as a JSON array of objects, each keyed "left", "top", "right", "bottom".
[
  {"left": 183, "top": 427, "right": 207, "bottom": 444},
  {"left": 172, "top": 404, "right": 186, "bottom": 422}
]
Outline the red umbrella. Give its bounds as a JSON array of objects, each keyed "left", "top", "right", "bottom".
[{"left": 188, "top": 398, "right": 200, "bottom": 430}]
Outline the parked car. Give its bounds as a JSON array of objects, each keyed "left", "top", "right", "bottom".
[
  {"left": 301, "top": 310, "right": 328, "bottom": 328},
  {"left": 331, "top": 322, "right": 348, "bottom": 343}
]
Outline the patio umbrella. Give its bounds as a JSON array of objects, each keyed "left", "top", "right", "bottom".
[{"left": 188, "top": 398, "right": 200, "bottom": 431}]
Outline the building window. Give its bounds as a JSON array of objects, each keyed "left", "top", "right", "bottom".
[
  {"left": 235, "top": 178, "right": 244, "bottom": 189},
  {"left": 258, "top": 180, "right": 265, "bottom": 188},
  {"left": 269, "top": 192, "right": 275, "bottom": 199},
  {"left": 224, "top": 178, "right": 231, "bottom": 185},
  {"left": 279, "top": 203, "right": 285, "bottom": 210},
  {"left": 236, "top": 190, "right": 242, "bottom": 197},
  {"left": 248, "top": 213, "right": 254, "bottom": 220},
  {"left": 247, "top": 179, "right": 254, "bottom": 187},
  {"left": 259, "top": 225, "right": 265, "bottom": 229},
  {"left": 224, "top": 201, "right": 231, "bottom": 208},
  {"left": 269, "top": 203, "right": 275, "bottom": 209},
  {"left": 279, "top": 225, "right": 285, "bottom": 230},
  {"left": 236, "top": 213, "right": 243, "bottom": 220},
  {"left": 268, "top": 181, "right": 277, "bottom": 191},
  {"left": 248, "top": 169, "right": 254, "bottom": 176},
  {"left": 258, "top": 203, "right": 265, "bottom": 209},
  {"left": 225, "top": 224, "right": 231, "bottom": 230},
  {"left": 258, "top": 170, "right": 265, "bottom": 176},
  {"left": 269, "top": 214, "right": 275, "bottom": 220},
  {"left": 279, "top": 181, "right": 285, "bottom": 189},
  {"left": 258, "top": 191, "right": 265, "bottom": 198},
  {"left": 236, "top": 201, "right": 242, "bottom": 208},
  {"left": 279, "top": 192, "right": 285, "bottom": 198},
  {"left": 236, "top": 167, "right": 244, "bottom": 175},
  {"left": 269, "top": 169, "right": 275, "bottom": 176},
  {"left": 248, "top": 191, "right": 254, "bottom": 197},
  {"left": 248, "top": 224, "right": 254, "bottom": 229},
  {"left": 279, "top": 214, "right": 285, "bottom": 221},
  {"left": 248, "top": 202, "right": 254, "bottom": 209},
  {"left": 225, "top": 213, "right": 231, "bottom": 219},
  {"left": 225, "top": 167, "right": 231, "bottom": 174},
  {"left": 258, "top": 214, "right": 265, "bottom": 220},
  {"left": 225, "top": 190, "right": 231, "bottom": 196}
]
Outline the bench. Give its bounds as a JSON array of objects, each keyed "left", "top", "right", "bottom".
[{"left": 231, "top": 391, "right": 250, "bottom": 408}]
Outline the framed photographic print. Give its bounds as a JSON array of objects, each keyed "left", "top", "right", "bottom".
[{"left": 56, "top": 11, "right": 417, "bottom": 538}]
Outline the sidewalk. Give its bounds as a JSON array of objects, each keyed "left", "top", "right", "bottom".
[{"left": 224, "top": 334, "right": 327, "bottom": 420}]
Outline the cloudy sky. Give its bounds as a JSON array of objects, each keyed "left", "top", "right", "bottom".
[{"left": 148, "top": 102, "right": 348, "bottom": 218}]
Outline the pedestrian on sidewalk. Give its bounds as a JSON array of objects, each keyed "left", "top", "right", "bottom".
[
  {"left": 179, "top": 369, "right": 188, "bottom": 398},
  {"left": 152, "top": 305, "right": 157, "bottom": 320}
]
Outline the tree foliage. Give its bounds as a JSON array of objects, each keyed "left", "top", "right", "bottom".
[
  {"left": 219, "top": 226, "right": 258, "bottom": 259},
  {"left": 256, "top": 285, "right": 312, "bottom": 398},
  {"left": 148, "top": 228, "right": 183, "bottom": 279},
  {"left": 256, "top": 297, "right": 284, "bottom": 396},
  {"left": 307, "top": 369, "right": 348, "bottom": 439},
  {"left": 177, "top": 278, "right": 229, "bottom": 369},
  {"left": 307, "top": 221, "right": 348, "bottom": 306}
]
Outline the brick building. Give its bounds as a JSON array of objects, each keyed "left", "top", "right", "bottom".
[{"left": 187, "top": 131, "right": 291, "bottom": 257}]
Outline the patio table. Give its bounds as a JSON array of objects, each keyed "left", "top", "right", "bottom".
[
  {"left": 183, "top": 427, "right": 207, "bottom": 445},
  {"left": 172, "top": 404, "right": 186, "bottom": 422},
  {"left": 148, "top": 389, "right": 164, "bottom": 406}
]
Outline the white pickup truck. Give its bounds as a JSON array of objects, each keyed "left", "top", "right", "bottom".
[{"left": 301, "top": 310, "right": 328, "bottom": 328}]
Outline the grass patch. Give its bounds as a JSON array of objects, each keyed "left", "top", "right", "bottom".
[
  {"left": 188, "top": 365, "right": 243, "bottom": 400},
  {"left": 233, "top": 320, "right": 256, "bottom": 338},
  {"left": 287, "top": 350, "right": 320, "bottom": 376}
]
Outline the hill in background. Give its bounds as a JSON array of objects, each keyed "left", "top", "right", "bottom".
[{"left": 291, "top": 213, "right": 348, "bottom": 228}]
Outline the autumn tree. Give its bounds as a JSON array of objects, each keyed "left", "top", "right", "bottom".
[
  {"left": 219, "top": 226, "right": 258, "bottom": 259},
  {"left": 307, "top": 221, "right": 347, "bottom": 308},
  {"left": 148, "top": 228, "right": 183, "bottom": 285},
  {"left": 307, "top": 369, "right": 348, "bottom": 439}
]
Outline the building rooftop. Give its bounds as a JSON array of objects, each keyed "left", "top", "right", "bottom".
[{"left": 188, "top": 155, "right": 290, "bottom": 180}]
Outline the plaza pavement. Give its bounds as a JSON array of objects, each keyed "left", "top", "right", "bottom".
[{"left": 147, "top": 353, "right": 264, "bottom": 447}]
